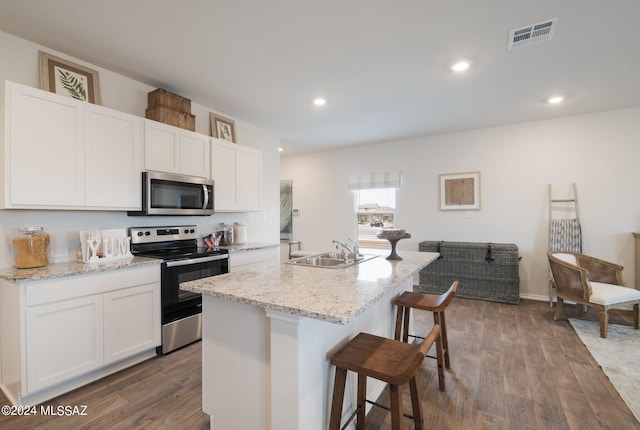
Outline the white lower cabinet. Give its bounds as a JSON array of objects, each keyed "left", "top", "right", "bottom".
[
  {"left": 104, "top": 283, "right": 160, "bottom": 364},
  {"left": 26, "top": 295, "right": 104, "bottom": 393},
  {"left": 0, "top": 263, "right": 160, "bottom": 406}
]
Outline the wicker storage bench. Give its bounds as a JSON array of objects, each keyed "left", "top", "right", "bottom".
[{"left": 418, "top": 241, "right": 520, "bottom": 304}]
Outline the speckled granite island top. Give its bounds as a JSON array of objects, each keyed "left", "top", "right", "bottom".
[
  {"left": 220, "top": 242, "right": 280, "bottom": 253},
  {"left": 181, "top": 250, "right": 439, "bottom": 324},
  {"left": 0, "top": 256, "right": 160, "bottom": 283}
]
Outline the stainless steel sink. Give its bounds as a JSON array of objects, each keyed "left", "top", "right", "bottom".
[{"left": 286, "top": 252, "right": 378, "bottom": 269}]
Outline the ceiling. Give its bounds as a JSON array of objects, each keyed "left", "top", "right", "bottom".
[{"left": 1, "top": 1, "right": 639, "bottom": 155}]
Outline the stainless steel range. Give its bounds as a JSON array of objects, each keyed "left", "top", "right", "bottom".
[{"left": 129, "top": 225, "right": 229, "bottom": 355}]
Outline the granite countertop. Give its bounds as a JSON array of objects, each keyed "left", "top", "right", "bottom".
[
  {"left": 220, "top": 242, "right": 280, "bottom": 253},
  {"left": 181, "top": 250, "right": 439, "bottom": 325},
  {"left": 0, "top": 243, "right": 278, "bottom": 283},
  {"left": 0, "top": 256, "right": 160, "bottom": 283}
]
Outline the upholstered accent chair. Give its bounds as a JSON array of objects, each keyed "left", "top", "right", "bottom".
[{"left": 547, "top": 252, "right": 640, "bottom": 338}]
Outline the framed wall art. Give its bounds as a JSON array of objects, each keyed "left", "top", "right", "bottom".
[
  {"left": 39, "top": 51, "right": 101, "bottom": 104},
  {"left": 439, "top": 171, "right": 481, "bottom": 210},
  {"left": 210, "top": 113, "right": 237, "bottom": 143},
  {"left": 280, "top": 179, "right": 293, "bottom": 241}
]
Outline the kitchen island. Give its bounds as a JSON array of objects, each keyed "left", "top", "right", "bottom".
[{"left": 181, "top": 249, "right": 439, "bottom": 430}]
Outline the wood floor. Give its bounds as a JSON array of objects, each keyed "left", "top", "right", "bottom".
[{"left": 1, "top": 298, "right": 638, "bottom": 430}]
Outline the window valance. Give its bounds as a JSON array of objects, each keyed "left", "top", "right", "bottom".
[{"left": 347, "top": 171, "right": 402, "bottom": 190}]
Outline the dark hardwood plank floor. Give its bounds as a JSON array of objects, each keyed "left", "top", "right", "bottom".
[
  {"left": 1, "top": 298, "right": 638, "bottom": 429},
  {"left": 365, "top": 298, "right": 640, "bottom": 430},
  {"left": 0, "top": 342, "right": 209, "bottom": 430}
]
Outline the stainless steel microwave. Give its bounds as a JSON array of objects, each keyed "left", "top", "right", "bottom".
[{"left": 128, "top": 171, "right": 214, "bottom": 216}]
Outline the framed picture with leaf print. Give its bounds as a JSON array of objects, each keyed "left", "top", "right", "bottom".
[
  {"left": 210, "top": 113, "right": 237, "bottom": 143},
  {"left": 39, "top": 51, "right": 101, "bottom": 104}
]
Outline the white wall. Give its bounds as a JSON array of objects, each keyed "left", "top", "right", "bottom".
[
  {"left": 0, "top": 31, "right": 281, "bottom": 268},
  {"left": 281, "top": 107, "right": 640, "bottom": 300}
]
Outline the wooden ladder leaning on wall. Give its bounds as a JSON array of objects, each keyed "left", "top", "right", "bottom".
[{"left": 548, "top": 183, "right": 582, "bottom": 306}]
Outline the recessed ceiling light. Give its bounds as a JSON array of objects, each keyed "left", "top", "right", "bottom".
[
  {"left": 313, "top": 97, "right": 326, "bottom": 107},
  {"left": 278, "top": 147, "right": 283, "bottom": 152},
  {"left": 548, "top": 96, "right": 564, "bottom": 104},
  {"left": 450, "top": 61, "right": 470, "bottom": 72}
]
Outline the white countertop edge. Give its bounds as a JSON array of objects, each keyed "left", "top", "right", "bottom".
[
  {"left": 221, "top": 242, "right": 280, "bottom": 253},
  {"left": 0, "top": 256, "right": 160, "bottom": 283},
  {"left": 185, "top": 251, "right": 439, "bottom": 325}
]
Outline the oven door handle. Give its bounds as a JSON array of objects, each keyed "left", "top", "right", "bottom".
[
  {"left": 202, "top": 184, "right": 209, "bottom": 210},
  {"left": 165, "top": 254, "right": 229, "bottom": 267}
]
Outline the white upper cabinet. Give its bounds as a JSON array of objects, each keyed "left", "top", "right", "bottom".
[
  {"left": 3, "top": 81, "right": 143, "bottom": 210},
  {"left": 143, "top": 120, "right": 180, "bottom": 173},
  {"left": 6, "top": 81, "right": 85, "bottom": 206},
  {"left": 211, "top": 140, "right": 236, "bottom": 210},
  {"left": 235, "top": 145, "right": 262, "bottom": 210},
  {"left": 144, "top": 120, "right": 210, "bottom": 178},
  {"left": 85, "top": 105, "right": 143, "bottom": 209},
  {"left": 179, "top": 129, "right": 211, "bottom": 178},
  {"left": 3, "top": 81, "right": 262, "bottom": 213},
  {"left": 211, "top": 138, "right": 262, "bottom": 212}
]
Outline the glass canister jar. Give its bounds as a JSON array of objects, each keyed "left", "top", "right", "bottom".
[
  {"left": 233, "top": 222, "right": 247, "bottom": 244},
  {"left": 12, "top": 227, "right": 51, "bottom": 269},
  {"left": 216, "top": 223, "right": 234, "bottom": 246}
]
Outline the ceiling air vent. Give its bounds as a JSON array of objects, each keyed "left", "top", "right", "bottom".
[{"left": 508, "top": 17, "right": 558, "bottom": 50}]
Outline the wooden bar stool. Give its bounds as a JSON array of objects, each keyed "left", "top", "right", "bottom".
[
  {"left": 392, "top": 280, "right": 458, "bottom": 392},
  {"left": 328, "top": 324, "right": 442, "bottom": 430}
]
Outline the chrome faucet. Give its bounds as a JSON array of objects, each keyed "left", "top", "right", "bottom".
[
  {"left": 332, "top": 239, "right": 360, "bottom": 261},
  {"left": 347, "top": 238, "right": 360, "bottom": 260}
]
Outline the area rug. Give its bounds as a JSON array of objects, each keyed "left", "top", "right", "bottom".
[{"left": 569, "top": 318, "right": 640, "bottom": 422}]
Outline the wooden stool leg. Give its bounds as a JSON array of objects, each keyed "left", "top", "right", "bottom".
[
  {"left": 329, "top": 367, "right": 347, "bottom": 430},
  {"left": 634, "top": 303, "right": 639, "bottom": 330},
  {"left": 439, "top": 311, "right": 450, "bottom": 369},
  {"left": 409, "top": 376, "right": 424, "bottom": 430},
  {"left": 435, "top": 329, "right": 445, "bottom": 392},
  {"left": 394, "top": 305, "right": 404, "bottom": 341},
  {"left": 402, "top": 307, "right": 411, "bottom": 343},
  {"left": 356, "top": 374, "right": 366, "bottom": 430},
  {"left": 389, "top": 384, "right": 404, "bottom": 430}
]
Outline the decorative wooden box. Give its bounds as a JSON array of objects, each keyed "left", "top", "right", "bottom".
[
  {"left": 145, "top": 105, "right": 195, "bottom": 131},
  {"left": 418, "top": 240, "right": 520, "bottom": 304},
  {"left": 146, "top": 88, "right": 195, "bottom": 131},
  {"left": 148, "top": 88, "right": 192, "bottom": 113}
]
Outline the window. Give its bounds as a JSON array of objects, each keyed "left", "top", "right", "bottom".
[{"left": 355, "top": 188, "right": 396, "bottom": 245}]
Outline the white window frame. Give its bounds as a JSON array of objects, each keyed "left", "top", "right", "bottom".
[{"left": 354, "top": 187, "right": 397, "bottom": 247}]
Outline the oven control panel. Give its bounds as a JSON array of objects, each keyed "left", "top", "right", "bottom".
[{"left": 129, "top": 225, "right": 198, "bottom": 244}]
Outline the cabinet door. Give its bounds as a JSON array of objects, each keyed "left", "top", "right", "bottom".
[
  {"left": 103, "top": 283, "right": 160, "bottom": 364},
  {"left": 180, "top": 130, "right": 211, "bottom": 178},
  {"left": 144, "top": 120, "right": 180, "bottom": 173},
  {"left": 235, "top": 146, "right": 262, "bottom": 211},
  {"left": 85, "top": 105, "right": 143, "bottom": 209},
  {"left": 211, "top": 139, "right": 237, "bottom": 210},
  {"left": 25, "top": 295, "right": 103, "bottom": 393},
  {"left": 7, "top": 82, "right": 85, "bottom": 207}
]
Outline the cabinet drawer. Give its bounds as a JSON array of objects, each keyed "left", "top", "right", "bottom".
[{"left": 25, "top": 264, "right": 160, "bottom": 307}]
